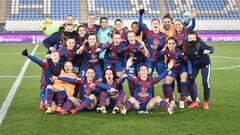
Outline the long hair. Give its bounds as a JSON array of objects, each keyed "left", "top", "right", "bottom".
[
  {"left": 84, "top": 33, "right": 98, "bottom": 50},
  {"left": 162, "top": 13, "right": 173, "bottom": 22},
  {"left": 99, "top": 17, "right": 108, "bottom": 28},
  {"left": 102, "top": 68, "right": 118, "bottom": 84},
  {"left": 62, "top": 36, "right": 76, "bottom": 48},
  {"left": 182, "top": 31, "right": 202, "bottom": 54}
]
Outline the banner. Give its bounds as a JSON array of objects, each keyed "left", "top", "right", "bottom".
[
  {"left": 0, "top": 33, "right": 239, "bottom": 44},
  {"left": 0, "top": 34, "right": 46, "bottom": 44},
  {"left": 198, "top": 33, "right": 240, "bottom": 42}
]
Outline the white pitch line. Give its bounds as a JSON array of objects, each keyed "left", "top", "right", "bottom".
[
  {"left": 0, "top": 76, "right": 40, "bottom": 78},
  {"left": 0, "top": 44, "right": 39, "bottom": 126},
  {"left": 212, "top": 65, "right": 240, "bottom": 70},
  {"left": 211, "top": 56, "right": 240, "bottom": 60},
  {"left": 0, "top": 52, "right": 45, "bottom": 56}
]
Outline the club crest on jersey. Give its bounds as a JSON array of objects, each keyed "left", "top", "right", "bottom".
[
  {"left": 91, "top": 54, "right": 97, "bottom": 59},
  {"left": 140, "top": 88, "right": 147, "bottom": 93},
  {"left": 153, "top": 39, "right": 159, "bottom": 45}
]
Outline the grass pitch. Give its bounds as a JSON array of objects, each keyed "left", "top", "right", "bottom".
[{"left": 0, "top": 43, "right": 240, "bottom": 135}]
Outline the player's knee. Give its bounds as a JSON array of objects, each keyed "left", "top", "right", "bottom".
[
  {"left": 128, "top": 97, "right": 135, "bottom": 102},
  {"left": 154, "top": 96, "right": 161, "bottom": 101},
  {"left": 89, "top": 94, "right": 95, "bottom": 100},
  {"left": 47, "top": 85, "right": 53, "bottom": 89}
]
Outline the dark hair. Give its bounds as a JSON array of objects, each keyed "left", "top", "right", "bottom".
[
  {"left": 165, "top": 37, "right": 177, "bottom": 44},
  {"left": 88, "top": 13, "right": 96, "bottom": 17},
  {"left": 113, "top": 31, "right": 121, "bottom": 35},
  {"left": 100, "top": 17, "right": 108, "bottom": 23},
  {"left": 77, "top": 25, "right": 87, "bottom": 32},
  {"left": 83, "top": 33, "right": 97, "bottom": 50},
  {"left": 61, "top": 25, "right": 74, "bottom": 46},
  {"left": 151, "top": 18, "right": 161, "bottom": 23},
  {"left": 137, "top": 63, "right": 148, "bottom": 72},
  {"left": 102, "top": 68, "right": 118, "bottom": 83},
  {"left": 63, "top": 36, "right": 76, "bottom": 48},
  {"left": 85, "top": 67, "right": 95, "bottom": 74},
  {"left": 87, "top": 33, "right": 96, "bottom": 38},
  {"left": 162, "top": 13, "right": 173, "bottom": 22},
  {"left": 65, "top": 15, "right": 74, "bottom": 24},
  {"left": 182, "top": 31, "right": 202, "bottom": 54},
  {"left": 131, "top": 21, "right": 139, "bottom": 27},
  {"left": 100, "top": 17, "right": 108, "bottom": 28},
  {"left": 127, "top": 30, "right": 135, "bottom": 36},
  {"left": 62, "top": 60, "right": 73, "bottom": 72},
  {"left": 137, "top": 63, "right": 150, "bottom": 77},
  {"left": 174, "top": 19, "right": 183, "bottom": 24},
  {"left": 114, "top": 19, "right": 123, "bottom": 24}
]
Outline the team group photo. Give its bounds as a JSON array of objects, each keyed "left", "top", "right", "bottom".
[{"left": 0, "top": 0, "right": 239, "bottom": 135}]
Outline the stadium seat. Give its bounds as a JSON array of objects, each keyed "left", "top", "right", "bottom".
[
  {"left": 5, "top": 0, "right": 80, "bottom": 31},
  {"left": 4, "top": 0, "right": 240, "bottom": 31}
]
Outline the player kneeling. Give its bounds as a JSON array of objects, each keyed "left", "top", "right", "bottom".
[
  {"left": 119, "top": 58, "right": 175, "bottom": 115},
  {"left": 96, "top": 68, "right": 126, "bottom": 114},
  {"left": 54, "top": 68, "right": 116, "bottom": 115},
  {"left": 45, "top": 61, "right": 78, "bottom": 114}
]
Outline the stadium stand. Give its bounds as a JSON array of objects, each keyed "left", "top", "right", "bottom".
[
  {"left": 166, "top": 0, "right": 240, "bottom": 31},
  {"left": 2, "top": 0, "right": 240, "bottom": 32},
  {"left": 4, "top": 0, "right": 80, "bottom": 31}
]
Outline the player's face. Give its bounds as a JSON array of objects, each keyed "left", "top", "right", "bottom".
[
  {"left": 88, "top": 15, "right": 96, "bottom": 26},
  {"left": 100, "top": 19, "right": 108, "bottom": 29},
  {"left": 65, "top": 25, "right": 73, "bottom": 32},
  {"left": 85, "top": 69, "right": 95, "bottom": 82},
  {"left": 188, "top": 34, "right": 197, "bottom": 41},
  {"left": 167, "top": 39, "right": 176, "bottom": 51},
  {"left": 88, "top": 35, "right": 97, "bottom": 47},
  {"left": 66, "top": 16, "right": 74, "bottom": 25},
  {"left": 139, "top": 66, "right": 148, "bottom": 79},
  {"left": 105, "top": 70, "right": 113, "bottom": 82},
  {"left": 163, "top": 18, "right": 172, "bottom": 30},
  {"left": 78, "top": 27, "right": 86, "bottom": 37},
  {"left": 115, "top": 21, "right": 123, "bottom": 31},
  {"left": 174, "top": 20, "right": 183, "bottom": 32},
  {"left": 113, "top": 34, "right": 121, "bottom": 45},
  {"left": 51, "top": 52, "right": 60, "bottom": 63},
  {"left": 131, "top": 23, "right": 140, "bottom": 33},
  {"left": 64, "top": 62, "right": 73, "bottom": 73},
  {"left": 151, "top": 20, "right": 160, "bottom": 31},
  {"left": 66, "top": 39, "right": 75, "bottom": 50},
  {"left": 127, "top": 32, "right": 136, "bottom": 44}
]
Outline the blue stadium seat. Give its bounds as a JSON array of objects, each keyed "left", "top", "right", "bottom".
[
  {"left": 88, "top": 0, "right": 161, "bottom": 21},
  {"left": 166, "top": 0, "right": 240, "bottom": 20}
]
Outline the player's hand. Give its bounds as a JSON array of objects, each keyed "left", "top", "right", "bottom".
[
  {"left": 22, "top": 49, "right": 29, "bottom": 57},
  {"left": 192, "top": 9, "right": 197, "bottom": 18},
  {"left": 90, "top": 83, "right": 96, "bottom": 90},
  {"left": 49, "top": 47, "right": 56, "bottom": 52},
  {"left": 167, "top": 60, "right": 175, "bottom": 70},
  {"left": 108, "top": 38, "right": 113, "bottom": 44},
  {"left": 109, "top": 88, "right": 117, "bottom": 93},
  {"left": 126, "top": 57, "right": 133, "bottom": 68},
  {"left": 45, "top": 54, "right": 51, "bottom": 59},
  {"left": 77, "top": 46, "right": 84, "bottom": 54},
  {"left": 52, "top": 76, "right": 58, "bottom": 81},
  {"left": 122, "top": 73, "right": 128, "bottom": 78},
  {"left": 95, "top": 48, "right": 101, "bottom": 53},
  {"left": 139, "top": 9, "right": 145, "bottom": 16},
  {"left": 203, "top": 50, "right": 211, "bottom": 54}
]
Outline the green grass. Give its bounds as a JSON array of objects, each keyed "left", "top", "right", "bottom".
[{"left": 0, "top": 44, "right": 240, "bottom": 135}]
